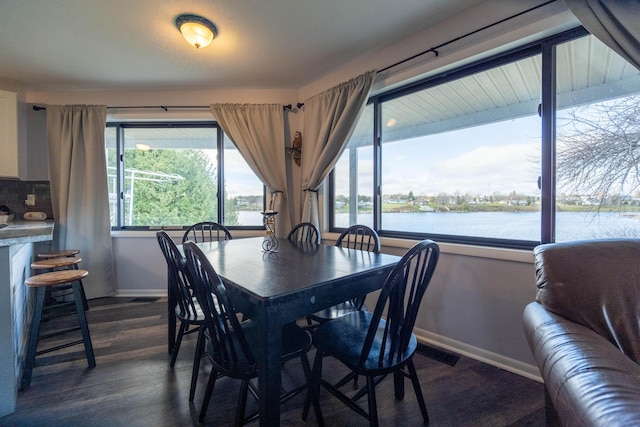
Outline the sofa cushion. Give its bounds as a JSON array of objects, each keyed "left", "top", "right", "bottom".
[
  {"left": 524, "top": 302, "right": 640, "bottom": 427},
  {"left": 533, "top": 238, "right": 640, "bottom": 363}
]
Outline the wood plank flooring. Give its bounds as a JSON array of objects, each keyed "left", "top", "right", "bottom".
[{"left": 0, "top": 297, "right": 545, "bottom": 427}]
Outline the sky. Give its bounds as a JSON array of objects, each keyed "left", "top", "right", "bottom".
[{"left": 335, "top": 115, "right": 542, "bottom": 198}]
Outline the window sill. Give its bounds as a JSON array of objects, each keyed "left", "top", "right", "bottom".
[
  {"left": 322, "top": 233, "right": 533, "bottom": 263},
  {"left": 110, "top": 229, "right": 533, "bottom": 264}
]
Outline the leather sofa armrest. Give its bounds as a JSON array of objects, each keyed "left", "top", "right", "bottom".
[{"left": 524, "top": 302, "right": 640, "bottom": 427}]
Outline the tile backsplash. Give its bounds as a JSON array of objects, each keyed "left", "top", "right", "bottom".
[{"left": 0, "top": 180, "right": 53, "bottom": 220}]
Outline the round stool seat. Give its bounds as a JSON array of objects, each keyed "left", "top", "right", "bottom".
[
  {"left": 26, "top": 269, "right": 89, "bottom": 288},
  {"left": 31, "top": 257, "right": 82, "bottom": 270},
  {"left": 37, "top": 249, "right": 80, "bottom": 259}
]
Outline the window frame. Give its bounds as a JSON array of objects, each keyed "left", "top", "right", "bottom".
[
  {"left": 329, "top": 26, "right": 590, "bottom": 250},
  {"left": 107, "top": 121, "right": 266, "bottom": 231}
]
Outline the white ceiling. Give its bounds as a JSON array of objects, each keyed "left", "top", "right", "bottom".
[{"left": 0, "top": 0, "right": 478, "bottom": 91}]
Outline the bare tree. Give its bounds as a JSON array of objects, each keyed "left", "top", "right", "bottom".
[{"left": 557, "top": 95, "right": 640, "bottom": 208}]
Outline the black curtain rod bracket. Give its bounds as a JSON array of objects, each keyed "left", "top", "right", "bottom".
[{"left": 284, "top": 103, "right": 305, "bottom": 110}]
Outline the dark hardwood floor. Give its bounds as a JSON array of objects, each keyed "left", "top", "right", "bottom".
[{"left": 0, "top": 297, "right": 545, "bottom": 427}]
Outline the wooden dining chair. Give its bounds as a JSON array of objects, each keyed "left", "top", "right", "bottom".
[
  {"left": 156, "top": 231, "right": 206, "bottom": 402},
  {"left": 287, "top": 222, "right": 321, "bottom": 244},
  {"left": 183, "top": 241, "right": 322, "bottom": 425},
  {"left": 182, "top": 221, "right": 232, "bottom": 244},
  {"left": 304, "top": 239, "right": 440, "bottom": 427},
  {"left": 305, "top": 225, "right": 380, "bottom": 328}
]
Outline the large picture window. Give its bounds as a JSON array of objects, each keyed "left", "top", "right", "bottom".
[
  {"left": 331, "top": 29, "right": 640, "bottom": 248},
  {"left": 106, "top": 122, "right": 264, "bottom": 229},
  {"left": 555, "top": 36, "right": 640, "bottom": 242}
]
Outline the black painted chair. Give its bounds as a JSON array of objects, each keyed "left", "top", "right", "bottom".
[
  {"left": 306, "top": 225, "right": 380, "bottom": 328},
  {"left": 335, "top": 225, "right": 380, "bottom": 253},
  {"left": 287, "top": 222, "right": 321, "bottom": 244},
  {"left": 304, "top": 239, "right": 439, "bottom": 427},
  {"left": 183, "top": 241, "right": 322, "bottom": 425},
  {"left": 182, "top": 221, "right": 232, "bottom": 244},
  {"left": 156, "top": 230, "right": 206, "bottom": 402}
]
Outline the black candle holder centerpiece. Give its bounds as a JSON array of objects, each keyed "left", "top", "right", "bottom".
[{"left": 261, "top": 210, "right": 278, "bottom": 253}]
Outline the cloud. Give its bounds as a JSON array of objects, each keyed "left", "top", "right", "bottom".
[{"left": 375, "top": 142, "right": 539, "bottom": 196}]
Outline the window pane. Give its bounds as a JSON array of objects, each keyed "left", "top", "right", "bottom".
[
  {"left": 121, "top": 127, "right": 218, "bottom": 227},
  {"left": 555, "top": 35, "right": 640, "bottom": 241},
  {"left": 105, "top": 127, "right": 118, "bottom": 227},
  {"left": 224, "top": 145, "right": 265, "bottom": 226},
  {"left": 333, "top": 104, "right": 374, "bottom": 228},
  {"left": 380, "top": 56, "right": 542, "bottom": 241}
]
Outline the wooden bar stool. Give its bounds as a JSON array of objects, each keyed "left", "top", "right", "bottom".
[
  {"left": 37, "top": 249, "right": 80, "bottom": 259},
  {"left": 31, "top": 256, "right": 82, "bottom": 271},
  {"left": 21, "top": 269, "right": 96, "bottom": 391},
  {"left": 31, "top": 256, "right": 89, "bottom": 312}
]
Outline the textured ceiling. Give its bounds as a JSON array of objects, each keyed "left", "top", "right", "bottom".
[{"left": 0, "top": 0, "right": 478, "bottom": 91}]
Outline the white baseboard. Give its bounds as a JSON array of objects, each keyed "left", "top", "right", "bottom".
[
  {"left": 414, "top": 327, "right": 542, "bottom": 383},
  {"left": 115, "top": 289, "right": 168, "bottom": 298}
]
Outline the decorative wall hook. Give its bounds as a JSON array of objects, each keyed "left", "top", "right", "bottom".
[{"left": 287, "top": 131, "right": 302, "bottom": 166}]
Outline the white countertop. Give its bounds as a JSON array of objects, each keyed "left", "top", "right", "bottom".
[{"left": 0, "top": 220, "right": 54, "bottom": 247}]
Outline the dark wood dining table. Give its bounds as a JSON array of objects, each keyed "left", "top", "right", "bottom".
[{"left": 179, "top": 236, "right": 400, "bottom": 426}]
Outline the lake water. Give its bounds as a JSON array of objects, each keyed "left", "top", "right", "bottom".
[{"left": 238, "top": 211, "right": 640, "bottom": 242}]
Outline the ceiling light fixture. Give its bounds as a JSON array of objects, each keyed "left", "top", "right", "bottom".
[{"left": 175, "top": 14, "right": 217, "bottom": 49}]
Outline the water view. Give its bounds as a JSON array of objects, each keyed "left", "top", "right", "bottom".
[{"left": 238, "top": 211, "right": 640, "bottom": 242}]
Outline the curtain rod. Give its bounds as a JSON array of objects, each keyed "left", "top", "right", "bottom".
[
  {"left": 378, "top": 0, "right": 557, "bottom": 74},
  {"left": 32, "top": 104, "right": 303, "bottom": 111}
]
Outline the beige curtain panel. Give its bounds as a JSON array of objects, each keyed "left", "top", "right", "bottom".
[
  {"left": 300, "top": 70, "right": 377, "bottom": 227},
  {"left": 210, "top": 103, "right": 291, "bottom": 237},
  {"left": 46, "top": 105, "right": 116, "bottom": 299},
  {"left": 564, "top": 0, "right": 640, "bottom": 70}
]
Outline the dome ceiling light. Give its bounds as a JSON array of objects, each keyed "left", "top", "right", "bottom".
[{"left": 175, "top": 14, "right": 217, "bottom": 49}]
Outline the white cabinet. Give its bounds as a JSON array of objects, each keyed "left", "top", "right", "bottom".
[
  {"left": 0, "top": 89, "right": 19, "bottom": 178},
  {"left": 0, "top": 90, "right": 49, "bottom": 181}
]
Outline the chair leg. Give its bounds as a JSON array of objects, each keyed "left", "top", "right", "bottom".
[
  {"left": 236, "top": 379, "right": 250, "bottom": 427},
  {"left": 394, "top": 369, "right": 405, "bottom": 400},
  {"left": 78, "top": 280, "right": 90, "bottom": 312},
  {"left": 334, "top": 371, "right": 358, "bottom": 389},
  {"left": 170, "top": 321, "right": 187, "bottom": 367},
  {"left": 73, "top": 281, "right": 95, "bottom": 368},
  {"left": 366, "top": 375, "right": 379, "bottom": 427},
  {"left": 189, "top": 326, "right": 204, "bottom": 402},
  {"left": 21, "top": 287, "right": 46, "bottom": 391},
  {"left": 407, "top": 359, "right": 429, "bottom": 424},
  {"left": 199, "top": 367, "right": 219, "bottom": 423}
]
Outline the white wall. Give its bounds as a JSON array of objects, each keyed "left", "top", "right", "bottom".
[{"left": 417, "top": 248, "right": 539, "bottom": 379}]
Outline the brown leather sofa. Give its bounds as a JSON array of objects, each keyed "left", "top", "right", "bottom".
[{"left": 523, "top": 239, "right": 640, "bottom": 426}]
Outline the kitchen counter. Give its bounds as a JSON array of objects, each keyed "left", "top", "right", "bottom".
[
  {"left": 0, "top": 220, "right": 53, "bottom": 416},
  {"left": 0, "top": 221, "right": 54, "bottom": 247}
]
